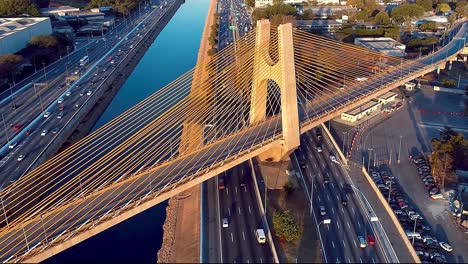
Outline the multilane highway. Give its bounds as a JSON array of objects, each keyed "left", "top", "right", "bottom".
[
  {"left": 0, "top": 20, "right": 465, "bottom": 263},
  {"left": 0, "top": 0, "right": 177, "bottom": 187}
]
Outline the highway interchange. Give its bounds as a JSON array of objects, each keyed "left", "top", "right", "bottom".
[{"left": 0, "top": 0, "right": 174, "bottom": 187}]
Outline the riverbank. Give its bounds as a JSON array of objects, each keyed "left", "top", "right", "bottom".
[{"left": 156, "top": 0, "right": 218, "bottom": 262}]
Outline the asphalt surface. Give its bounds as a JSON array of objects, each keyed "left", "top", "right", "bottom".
[
  {"left": 293, "top": 131, "right": 386, "bottom": 264},
  {"left": 0, "top": 17, "right": 465, "bottom": 263},
  {"left": 0, "top": 0, "right": 175, "bottom": 188}
]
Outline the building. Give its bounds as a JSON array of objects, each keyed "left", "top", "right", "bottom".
[
  {"left": 354, "top": 37, "right": 406, "bottom": 57},
  {"left": 340, "top": 100, "right": 380, "bottom": 122},
  {"left": 40, "top": 6, "right": 80, "bottom": 16},
  {"left": 404, "top": 82, "right": 416, "bottom": 91},
  {"left": 63, "top": 11, "right": 105, "bottom": 21},
  {"left": 375, "top": 91, "right": 397, "bottom": 104},
  {"left": 295, "top": 20, "right": 343, "bottom": 32},
  {"left": 0, "top": 17, "right": 52, "bottom": 55},
  {"left": 255, "top": 0, "right": 304, "bottom": 7}
]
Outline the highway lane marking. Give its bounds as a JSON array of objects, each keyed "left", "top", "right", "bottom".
[
  {"left": 360, "top": 257, "right": 363, "bottom": 263},
  {"left": 238, "top": 207, "right": 242, "bottom": 215},
  {"left": 347, "top": 222, "right": 350, "bottom": 229},
  {"left": 342, "top": 207, "right": 345, "bottom": 214},
  {"left": 342, "top": 240, "right": 346, "bottom": 248},
  {"left": 331, "top": 208, "right": 335, "bottom": 214},
  {"left": 348, "top": 258, "right": 351, "bottom": 263},
  {"left": 231, "top": 233, "right": 234, "bottom": 242},
  {"left": 357, "top": 222, "right": 361, "bottom": 228},
  {"left": 371, "top": 257, "right": 376, "bottom": 263},
  {"left": 336, "top": 194, "right": 340, "bottom": 200},
  {"left": 336, "top": 222, "right": 340, "bottom": 229},
  {"left": 242, "top": 231, "right": 246, "bottom": 240},
  {"left": 244, "top": 186, "right": 247, "bottom": 192},
  {"left": 318, "top": 196, "right": 321, "bottom": 202},
  {"left": 248, "top": 205, "right": 252, "bottom": 214},
  {"left": 332, "top": 241, "right": 335, "bottom": 248},
  {"left": 353, "top": 240, "right": 357, "bottom": 248},
  {"left": 235, "top": 186, "right": 238, "bottom": 195},
  {"left": 228, "top": 208, "right": 231, "bottom": 216},
  {"left": 226, "top": 187, "right": 229, "bottom": 196},
  {"left": 327, "top": 225, "right": 330, "bottom": 231},
  {"left": 260, "top": 258, "right": 263, "bottom": 263},
  {"left": 327, "top": 194, "right": 331, "bottom": 201},
  {"left": 314, "top": 163, "right": 317, "bottom": 169},
  {"left": 352, "top": 207, "right": 355, "bottom": 215}
]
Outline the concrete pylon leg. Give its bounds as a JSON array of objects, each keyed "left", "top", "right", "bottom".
[{"left": 250, "top": 20, "right": 299, "bottom": 163}]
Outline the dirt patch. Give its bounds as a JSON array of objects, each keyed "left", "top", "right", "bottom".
[{"left": 266, "top": 178, "right": 322, "bottom": 263}]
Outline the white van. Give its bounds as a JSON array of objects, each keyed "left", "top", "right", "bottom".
[
  {"left": 255, "top": 229, "right": 266, "bottom": 244},
  {"left": 405, "top": 230, "right": 421, "bottom": 240}
]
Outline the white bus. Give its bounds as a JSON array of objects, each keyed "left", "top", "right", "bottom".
[{"left": 79, "top": 56, "right": 89, "bottom": 66}]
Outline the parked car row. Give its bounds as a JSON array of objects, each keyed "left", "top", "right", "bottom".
[
  {"left": 369, "top": 169, "right": 450, "bottom": 263},
  {"left": 412, "top": 156, "right": 441, "bottom": 199}
]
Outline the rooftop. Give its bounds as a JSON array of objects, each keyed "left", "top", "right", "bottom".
[
  {"left": 345, "top": 100, "right": 380, "bottom": 116},
  {"left": 377, "top": 91, "right": 397, "bottom": 100},
  {"left": 355, "top": 37, "right": 406, "bottom": 57},
  {"left": 0, "top": 17, "right": 50, "bottom": 40},
  {"left": 40, "top": 6, "right": 80, "bottom": 15}
]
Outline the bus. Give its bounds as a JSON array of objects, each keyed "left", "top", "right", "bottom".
[{"left": 79, "top": 56, "right": 89, "bottom": 66}]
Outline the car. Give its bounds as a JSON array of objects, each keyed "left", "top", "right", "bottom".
[
  {"left": 13, "top": 124, "right": 23, "bottom": 131},
  {"left": 110, "top": 60, "right": 115, "bottom": 64},
  {"left": 59, "top": 105, "right": 65, "bottom": 111},
  {"left": 319, "top": 206, "right": 326, "bottom": 216},
  {"left": 57, "top": 98, "right": 64, "bottom": 104},
  {"left": 8, "top": 142, "right": 18, "bottom": 149},
  {"left": 94, "top": 72, "right": 98, "bottom": 76},
  {"left": 74, "top": 104, "right": 79, "bottom": 110},
  {"left": 341, "top": 194, "right": 348, "bottom": 206},
  {"left": 255, "top": 229, "right": 266, "bottom": 244},
  {"left": 43, "top": 111, "right": 51, "bottom": 118},
  {"left": 222, "top": 218, "right": 229, "bottom": 228},
  {"left": 74, "top": 70, "right": 80, "bottom": 75},
  {"left": 79, "top": 90, "right": 85, "bottom": 96},
  {"left": 367, "top": 234, "right": 375, "bottom": 246},
  {"left": 316, "top": 146, "right": 322, "bottom": 152},
  {"left": 51, "top": 128, "right": 59, "bottom": 134},
  {"left": 17, "top": 154, "right": 25, "bottom": 161},
  {"left": 86, "top": 90, "right": 92, "bottom": 96},
  {"left": 65, "top": 91, "right": 71, "bottom": 97},
  {"left": 429, "top": 187, "right": 439, "bottom": 195},
  {"left": 57, "top": 112, "right": 64, "bottom": 119},
  {"left": 329, "top": 155, "right": 337, "bottom": 162},
  {"left": 41, "top": 129, "right": 48, "bottom": 136},
  {"left": 218, "top": 176, "right": 225, "bottom": 190},
  {"left": 358, "top": 236, "right": 367, "bottom": 248},
  {"left": 438, "top": 242, "right": 452, "bottom": 252},
  {"left": 25, "top": 129, "right": 32, "bottom": 136}
]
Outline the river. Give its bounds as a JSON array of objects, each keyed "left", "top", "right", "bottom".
[{"left": 46, "top": 0, "right": 210, "bottom": 262}]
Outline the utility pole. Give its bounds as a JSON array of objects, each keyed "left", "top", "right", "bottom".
[
  {"left": 397, "top": 135, "right": 402, "bottom": 164},
  {"left": 367, "top": 148, "right": 373, "bottom": 171}
]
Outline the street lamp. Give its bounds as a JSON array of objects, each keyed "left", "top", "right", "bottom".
[
  {"left": 367, "top": 148, "right": 374, "bottom": 171},
  {"left": 412, "top": 217, "right": 418, "bottom": 245},
  {"left": 397, "top": 135, "right": 402, "bottom": 164}
]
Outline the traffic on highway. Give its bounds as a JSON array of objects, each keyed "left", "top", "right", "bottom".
[{"left": 0, "top": 0, "right": 175, "bottom": 187}]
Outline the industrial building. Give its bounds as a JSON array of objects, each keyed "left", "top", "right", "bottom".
[
  {"left": 354, "top": 37, "right": 406, "bottom": 57},
  {"left": 0, "top": 17, "right": 52, "bottom": 55},
  {"left": 340, "top": 100, "right": 380, "bottom": 123},
  {"left": 40, "top": 6, "right": 80, "bottom": 16}
]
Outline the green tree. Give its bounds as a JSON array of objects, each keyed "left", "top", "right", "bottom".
[
  {"left": 419, "top": 21, "right": 437, "bottom": 31},
  {"left": 356, "top": 10, "right": 370, "bottom": 21},
  {"left": 374, "top": 11, "right": 390, "bottom": 25},
  {"left": 29, "top": 35, "right": 59, "bottom": 48},
  {"left": 283, "top": 180, "right": 294, "bottom": 195},
  {"left": 0, "top": 0, "right": 40, "bottom": 16},
  {"left": 448, "top": 12, "right": 457, "bottom": 24},
  {"left": 416, "top": 0, "right": 433, "bottom": 11},
  {"left": 246, "top": 0, "right": 255, "bottom": 7},
  {"left": 391, "top": 4, "right": 424, "bottom": 25},
  {"left": 436, "top": 3, "right": 451, "bottom": 13},
  {"left": 272, "top": 210, "right": 301, "bottom": 242},
  {"left": 207, "top": 48, "right": 217, "bottom": 56}
]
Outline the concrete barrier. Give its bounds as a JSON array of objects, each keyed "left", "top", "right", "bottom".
[
  {"left": 361, "top": 167, "right": 420, "bottom": 263},
  {"left": 320, "top": 123, "right": 348, "bottom": 166}
]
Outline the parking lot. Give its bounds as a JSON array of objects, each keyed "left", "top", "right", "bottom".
[{"left": 349, "top": 88, "right": 468, "bottom": 263}]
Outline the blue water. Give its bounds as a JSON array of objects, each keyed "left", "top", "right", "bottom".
[{"left": 46, "top": 0, "right": 209, "bottom": 262}]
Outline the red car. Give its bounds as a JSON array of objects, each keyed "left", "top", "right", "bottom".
[
  {"left": 59, "top": 105, "right": 65, "bottom": 111},
  {"left": 25, "top": 129, "right": 32, "bottom": 136},
  {"left": 13, "top": 124, "right": 23, "bottom": 131},
  {"left": 367, "top": 234, "right": 375, "bottom": 246}
]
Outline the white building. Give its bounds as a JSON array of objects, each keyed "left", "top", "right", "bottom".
[
  {"left": 354, "top": 37, "right": 406, "bottom": 57},
  {"left": 0, "top": 17, "right": 52, "bottom": 55},
  {"left": 341, "top": 100, "right": 380, "bottom": 122},
  {"left": 295, "top": 20, "right": 343, "bottom": 32},
  {"left": 375, "top": 91, "right": 397, "bottom": 104},
  {"left": 40, "top": 6, "right": 80, "bottom": 16}
]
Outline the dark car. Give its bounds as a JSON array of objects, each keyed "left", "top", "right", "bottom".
[
  {"left": 13, "top": 124, "right": 23, "bottom": 131},
  {"left": 341, "top": 193, "right": 348, "bottom": 206}
]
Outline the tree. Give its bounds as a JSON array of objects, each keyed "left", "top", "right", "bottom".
[
  {"left": 416, "top": 0, "right": 433, "bottom": 11},
  {"left": 246, "top": 0, "right": 255, "bottom": 8},
  {"left": 448, "top": 12, "right": 456, "bottom": 24},
  {"left": 207, "top": 48, "right": 217, "bottom": 56},
  {"left": 0, "top": 54, "right": 23, "bottom": 80},
  {"left": 391, "top": 4, "right": 424, "bottom": 25},
  {"left": 283, "top": 180, "right": 294, "bottom": 195},
  {"left": 356, "top": 10, "right": 370, "bottom": 21},
  {"left": 29, "top": 35, "right": 59, "bottom": 48},
  {"left": 272, "top": 210, "right": 301, "bottom": 242},
  {"left": 455, "top": 1, "right": 468, "bottom": 17},
  {"left": 0, "top": 0, "right": 40, "bottom": 16},
  {"left": 419, "top": 21, "right": 437, "bottom": 31},
  {"left": 436, "top": 3, "right": 451, "bottom": 13},
  {"left": 374, "top": 11, "right": 390, "bottom": 25}
]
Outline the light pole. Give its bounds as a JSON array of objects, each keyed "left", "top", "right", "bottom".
[
  {"left": 367, "top": 148, "right": 374, "bottom": 171},
  {"left": 33, "top": 82, "right": 45, "bottom": 112},
  {"left": 412, "top": 218, "right": 418, "bottom": 245},
  {"left": 387, "top": 180, "right": 393, "bottom": 203},
  {"left": 1, "top": 113, "right": 11, "bottom": 145},
  {"left": 342, "top": 131, "right": 347, "bottom": 157},
  {"left": 397, "top": 135, "right": 402, "bottom": 164}
]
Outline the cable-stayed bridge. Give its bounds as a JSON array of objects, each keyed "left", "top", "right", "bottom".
[{"left": 0, "top": 19, "right": 466, "bottom": 262}]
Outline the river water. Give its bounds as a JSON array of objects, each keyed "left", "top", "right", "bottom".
[{"left": 46, "top": 0, "right": 209, "bottom": 262}]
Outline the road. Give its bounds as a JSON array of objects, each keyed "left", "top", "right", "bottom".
[
  {"left": 0, "top": 19, "right": 465, "bottom": 263},
  {"left": 293, "top": 130, "right": 386, "bottom": 263},
  {"left": 0, "top": 0, "right": 176, "bottom": 187}
]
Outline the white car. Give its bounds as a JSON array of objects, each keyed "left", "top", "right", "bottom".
[
  {"left": 43, "top": 111, "right": 51, "bottom": 118},
  {"left": 57, "top": 98, "right": 64, "bottom": 104},
  {"left": 439, "top": 242, "right": 453, "bottom": 252},
  {"left": 65, "top": 91, "right": 71, "bottom": 96},
  {"left": 41, "top": 129, "right": 48, "bottom": 136},
  {"left": 86, "top": 90, "right": 92, "bottom": 96},
  {"left": 8, "top": 142, "right": 17, "bottom": 149},
  {"left": 329, "top": 155, "right": 337, "bottom": 162},
  {"left": 222, "top": 218, "right": 229, "bottom": 228},
  {"left": 17, "top": 154, "right": 25, "bottom": 161},
  {"left": 317, "top": 146, "right": 322, "bottom": 153}
]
